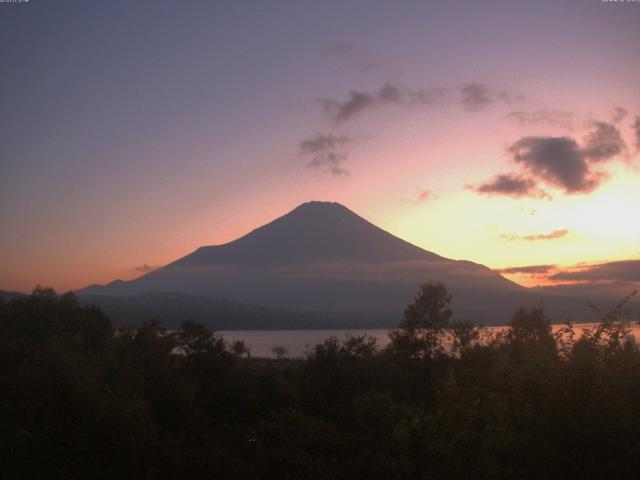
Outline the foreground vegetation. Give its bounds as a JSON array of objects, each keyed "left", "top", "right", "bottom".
[{"left": 1, "top": 285, "right": 640, "bottom": 479}]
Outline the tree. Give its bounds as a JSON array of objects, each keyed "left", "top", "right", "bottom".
[
  {"left": 450, "top": 319, "right": 482, "bottom": 355},
  {"left": 508, "top": 306, "right": 552, "bottom": 343},
  {"left": 176, "top": 319, "right": 226, "bottom": 357},
  {"left": 507, "top": 306, "right": 556, "bottom": 362},
  {"left": 271, "top": 345, "right": 288, "bottom": 360},
  {"left": 581, "top": 290, "right": 638, "bottom": 352},
  {"left": 389, "top": 282, "right": 452, "bottom": 359},
  {"left": 231, "top": 339, "right": 251, "bottom": 359},
  {"left": 341, "top": 335, "right": 377, "bottom": 358},
  {"left": 402, "top": 282, "right": 453, "bottom": 332}
]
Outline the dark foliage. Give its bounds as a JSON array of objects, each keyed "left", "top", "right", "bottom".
[{"left": 1, "top": 284, "right": 640, "bottom": 479}]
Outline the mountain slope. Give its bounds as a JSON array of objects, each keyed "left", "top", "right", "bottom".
[
  {"left": 0, "top": 289, "right": 27, "bottom": 301},
  {"left": 77, "top": 201, "right": 579, "bottom": 326},
  {"left": 80, "top": 292, "right": 388, "bottom": 330},
  {"left": 170, "top": 201, "right": 445, "bottom": 267}
]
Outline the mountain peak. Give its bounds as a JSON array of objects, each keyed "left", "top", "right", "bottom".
[
  {"left": 294, "top": 200, "right": 349, "bottom": 210},
  {"left": 286, "top": 201, "right": 353, "bottom": 218},
  {"left": 170, "top": 201, "right": 442, "bottom": 267},
  {"left": 77, "top": 200, "right": 527, "bottom": 324},
  {"left": 296, "top": 200, "right": 344, "bottom": 209},
  {"left": 277, "top": 201, "right": 360, "bottom": 225}
]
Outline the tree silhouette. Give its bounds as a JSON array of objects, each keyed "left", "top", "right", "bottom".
[
  {"left": 389, "top": 282, "right": 452, "bottom": 358},
  {"left": 271, "top": 345, "right": 288, "bottom": 359},
  {"left": 231, "top": 339, "right": 251, "bottom": 358},
  {"left": 2, "top": 286, "right": 640, "bottom": 478}
]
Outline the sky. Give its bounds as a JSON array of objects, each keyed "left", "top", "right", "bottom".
[{"left": 1, "top": 0, "right": 640, "bottom": 293}]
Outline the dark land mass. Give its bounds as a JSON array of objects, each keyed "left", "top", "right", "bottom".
[
  {"left": 75, "top": 202, "right": 638, "bottom": 328},
  {"left": 79, "top": 292, "right": 391, "bottom": 330},
  {"left": 2, "top": 286, "right": 640, "bottom": 479}
]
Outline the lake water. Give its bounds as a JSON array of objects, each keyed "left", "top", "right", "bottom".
[{"left": 220, "top": 323, "right": 640, "bottom": 358}]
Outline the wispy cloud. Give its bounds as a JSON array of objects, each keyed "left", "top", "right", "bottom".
[
  {"left": 496, "top": 264, "right": 557, "bottom": 274},
  {"left": 299, "top": 133, "right": 353, "bottom": 176},
  {"left": 548, "top": 260, "right": 640, "bottom": 283},
  {"left": 307, "top": 153, "right": 349, "bottom": 176},
  {"left": 321, "top": 83, "right": 448, "bottom": 124},
  {"left": 612, "top": 106, "right": 628, "bottom": 124},
  {"left": 460, "top": 83, "right": 524, "bottom": 112},
  {"left": 299, "top": 133, "right": 352, "bottom": 155},
  {"left": 500, "top": 229, "right": 569, "bottom": 241},
  {"left": 460, "top": 84, "right": 492, "bottom": 112},
  {"left": 497, "top": 259, "right": 640, "bottom": 292},
  {"left": 467, "top": 173, "right": 548, "bottom": 198},
  {"left": 582, "top": 121, "right": 626, "bottom": 162},
  {"left": 321, "top": 82, "right": 522, "bottom": 124},
  {"left": 495, "top": 259, "right": 640, "bottom": 294},
  {"left": 321, "top": 42, "right": 380, "bottom": 71},
  {"left": 505, "top": 109, "right": 574, "bottom": 129},
  {"left": 633, "top": 115, "right": 640, "bottom": 151}
]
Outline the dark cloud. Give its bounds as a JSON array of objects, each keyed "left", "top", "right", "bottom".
[
  {"left": 501, "top": 229, "right": 569, "bottom": 241},
  {"left": 582, "top": 121, "right": 625, "bottom": 161},
  {"left": 472, "top": 121, "right": 626, "bottom": 198},
  {"left": 299, "top": 133, "right": 353, "bottom": 176},
  {"left": 321, "top": 83, "right": 448, "bottom": 124},
  {"left": 634, "top": 116, "right": 640, "bottom": 151},
  {"left": 135, "top": 264, "right": 156, "bottom": 273},
  {"left": 508, "top": 136, "right": 602, "bottom": 193},
  {"left": 471, "top": 118, "right": 628, "bottom": 199},
  {"left": 548, "top": 260, "right": 640, "bottom": 283},
  {"left": 467, "top": 173, "right": 547, "bottom": 198},
  {"left": 506, "top": 110, "right": 574, "bottom": 129},
  {"left": 496, "top": 264, "right": 557, "bottom": 274}
]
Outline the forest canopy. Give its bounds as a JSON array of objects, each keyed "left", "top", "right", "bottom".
[{"left": 1, "top": 285, "right": 640, "bottom": 479}]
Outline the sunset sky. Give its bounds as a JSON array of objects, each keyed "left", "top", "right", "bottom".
[{"left": 2, "top": 0, "right": 639, "bottom": 293}]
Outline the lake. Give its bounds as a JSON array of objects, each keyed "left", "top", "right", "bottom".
[{"left": 220, "top": 322, "right": 640, "bottom": 358}]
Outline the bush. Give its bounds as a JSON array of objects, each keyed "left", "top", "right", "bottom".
[{"left": 1, "top": 286, "right": 639, "bottom": 478}]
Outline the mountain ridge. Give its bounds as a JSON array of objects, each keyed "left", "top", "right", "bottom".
[
  {"left": 75, "top": 201, "right": 606, "bottom": 326},
  {"left": 167, "top": 201, "right": 448, "bottom": 268}
]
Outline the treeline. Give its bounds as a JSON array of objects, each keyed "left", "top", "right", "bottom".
[{"left": 1, "top": 284, "right": 640, "bottom": 479}]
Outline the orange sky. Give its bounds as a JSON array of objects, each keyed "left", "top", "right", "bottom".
[{"left": 2, "top": 1, "right": 639, "bottom": 293}]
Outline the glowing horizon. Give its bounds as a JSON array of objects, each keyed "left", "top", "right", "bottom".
[{"left": 1, "top": 1, "right": 639, "bottom": 294}]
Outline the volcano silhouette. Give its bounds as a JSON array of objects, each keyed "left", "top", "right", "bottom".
[{"left": 78, "top": 201, "right": 574, "bottom": 326}]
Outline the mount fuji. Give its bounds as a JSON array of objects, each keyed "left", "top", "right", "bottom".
[{"left": 76, "top": 201, "right": 597, "bottom": 328}]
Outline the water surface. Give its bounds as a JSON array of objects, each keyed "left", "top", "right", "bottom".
[{"left": 221, "top": 323, "right": 640, "bottom": 358}]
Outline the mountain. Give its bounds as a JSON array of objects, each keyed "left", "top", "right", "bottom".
[
  {"left": 170, "top": 201, "right": 446, "bottom": 267},
  {"left": 0, "top": 289, "right": 27, "bottom": 302},
  {"left": 77, "top": 201, "right": 612, "bottom": 327},
  {"left": 79, "top": 292, "right": 391, "bottom": 330}
]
